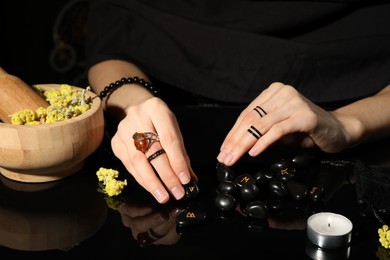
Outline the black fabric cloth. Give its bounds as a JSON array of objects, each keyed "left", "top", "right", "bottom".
[
  {"left": 86, "top": 0, "right": 390, "bottom": 106},
  {"left": 354, "top": 160, "right": 390, "bottom": 223}
]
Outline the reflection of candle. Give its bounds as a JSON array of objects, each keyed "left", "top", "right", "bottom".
[
  {"left": 305, "top": 240, "right": 351, "bottom": 260},
  {"left": 307, "top": 212, "right": 353, "bottom": 249}
]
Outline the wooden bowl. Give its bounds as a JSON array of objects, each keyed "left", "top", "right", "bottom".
[{"left": 0, "top": 84, "right": 105, "bottom": 183}]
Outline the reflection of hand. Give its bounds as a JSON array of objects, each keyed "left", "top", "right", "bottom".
[
  {"left": 117, "top": 202, "right": 182, "bottom": 246},
  {"left": 111, "top": 97, "right": 197, "bottom": 204},
  {"left": 267, "top": 214, "right": 307, "bottom": 231},
  {"left": 217, "top": 82, "right": 351, "bottom": 166}
]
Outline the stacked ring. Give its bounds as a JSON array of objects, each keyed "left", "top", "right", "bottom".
[
  {"left": 148, "top": 149, "right": 166, "bottom": 162},
  {"left": 247, "top": 125, "right": 263, "bottom": 139},
  {"left": 136, "top": 228, "right": 164, "bottom": 247},
  {"left": 254, "top": 106, "right": 267, "bottom": 117},
  {"left": 149, "top": 228, "right": 164, "bottom": 239}
]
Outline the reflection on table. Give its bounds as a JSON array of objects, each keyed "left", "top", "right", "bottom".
[
  {"left": 0, "top": 105, "right": 389, "bottom": 259},
  {"left": 0, "top": 167, "right": 107, "bottom": 252}
]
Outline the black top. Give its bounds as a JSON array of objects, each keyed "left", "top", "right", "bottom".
[{"left": 86, "top": 0, "right": 390, "bottom": 105}]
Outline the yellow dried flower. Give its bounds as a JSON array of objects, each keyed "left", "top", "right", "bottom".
[
  {"left": 96, "top": 167, "right": 127, "bottom": 197},
  {"left": 74, "top": 104, "right": 90, "bottom": 114},
  {"left": 45, "top": 108, "right": 67, "bottom": 123},
  {"left": 378, "top": 225, "right": 390, "bottom": 249},
  {"left": 96, "top": 167, "right": 119, "bottom": 184},
  {"left": 10, "top": 110, "right": 31, "bottom": 125},
  {"left": 36, "top": 107, "right": 46, "bottom": 119},
  {"left": 10, "top": 84, "right": 92, "bottom": 125},
  {"left": 105, "top": 178, "right": 128, "bottom": 197}
]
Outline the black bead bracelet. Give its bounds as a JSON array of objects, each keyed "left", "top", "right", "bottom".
[{"left": 99, "top": 77, "right": 159, "bottom": 99}]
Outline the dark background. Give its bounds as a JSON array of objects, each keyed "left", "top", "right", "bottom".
[{"left": 1, "top": 0, "right": 89, "bottom": 87}]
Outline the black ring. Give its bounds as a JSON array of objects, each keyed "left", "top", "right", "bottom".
[
  {"left": 148, "top": 228, "right": 164, "bottom": 239},
  {"left": 254, "top": 106, "right": 267, "bottom": 117},
  {"left": 137, "top": 232, "right": 157, "bottom": 247},
  {"left": 247, "top": 125, "right": 263, "bottom": 139},
  {"left": 148, "top": 149, "right": 166, "bottom": 162}
]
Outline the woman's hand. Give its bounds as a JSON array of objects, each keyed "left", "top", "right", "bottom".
[
  {"left": 217, "top": 82, "right": 356, "bottom": 166},
  {"left": 117, "top": 201, "right": 182, "bottom": 246},
  {"left": 111, "top": 97, "right": 197, "bottom": 204},
  {"left": 88, "top": 60, "right": 197, "bottom": 204}
]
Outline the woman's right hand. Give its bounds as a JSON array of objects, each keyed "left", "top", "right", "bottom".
[
  {"left": 117, "top": 199, "right": 182, "bottom": 247},
  {"left": 111, "top": 97, "right": 197, "bottom": 204}
]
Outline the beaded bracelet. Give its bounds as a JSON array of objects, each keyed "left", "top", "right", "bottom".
[{"left": 99, "top": 76, "right": 159, "bottom": 99}]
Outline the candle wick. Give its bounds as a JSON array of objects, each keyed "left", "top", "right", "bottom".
[{"left": 328, "top": 223, "right": 330, "bottom": 228}]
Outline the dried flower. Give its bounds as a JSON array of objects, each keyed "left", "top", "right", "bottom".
[
  {"left": 378, "top": 225, "right": 390, "bottom": 249},
  {"left": 10, "top": 84, "right": 92, "bottom": 125},
  {"left": 96, "top": 167, "right": 127, "bottom": 197}
]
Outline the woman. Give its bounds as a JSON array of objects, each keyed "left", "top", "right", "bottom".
[{"left": 86, "top": 0, "right": 390, "bottom": 204}]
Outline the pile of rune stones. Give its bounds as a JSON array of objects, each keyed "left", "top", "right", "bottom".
[{"left": 177, "top": 153, "right": 329, "bottom": 230}]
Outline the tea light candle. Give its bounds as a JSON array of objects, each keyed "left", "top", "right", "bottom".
[{"left": 307, "top": 212, "right": 353, "bottom": 249}]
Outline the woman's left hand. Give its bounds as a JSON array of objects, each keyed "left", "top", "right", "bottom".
[{"left": 217, "top": 82, "right": 352, "bottom": 166}]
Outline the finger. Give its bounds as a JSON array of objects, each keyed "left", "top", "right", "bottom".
[
  {"left": 249, "top": 105, "right": 317, "bottom": 156},
  {"left": 218, "top": 83, "right": 303, "bottom": 165},
  {"left": 135, "top": 215, "right": 178, "bottom": 246},
  {"left": 111, "top": 133, "right": 145, "bottom": 187},
  {"left": 117, "top": 203, "right": 153, "bottom": 218},
  {"left": 219, "top": 82, "right": 285, "bottom": 152},
  {"left": 150, "top": 102, "right": 196, "bottom": 184},
  {"left": 151, "top": 218, "right": 181, "bottom": 245},
  {"left": 115, "top": 126, "right": 172, "bottom": 204},
  {"left": 131, "top": 149, "right": 172, "bottom": 204},
  {"left": 126, "top": 210, "right": 169, "bottom": 233},
  {"left": 145, "top": 142, "right": 186, "bottom": 201},
  {"left": 248, "top": 117, "right": 301, "bottom": 156},
  {"left": 148, "top": 215, "right": 176, "bottom": 238},
  {"left": 217, "top": 111, "right": 273, "bottom": 166}
]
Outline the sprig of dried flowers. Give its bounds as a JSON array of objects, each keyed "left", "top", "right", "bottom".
[
  {"left": 96, "top": 167, "right": 127, "bottom": 197},
  {"left": 379, "top": 225, "right": 390, "bottom": 249}
]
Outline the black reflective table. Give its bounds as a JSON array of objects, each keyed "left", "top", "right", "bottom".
[{"left": 0, "top": 106, "right": 389, "bottom": 259}]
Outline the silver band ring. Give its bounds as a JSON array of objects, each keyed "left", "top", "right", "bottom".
[
  {"left": 148, "top": 149, "right": 166, "bottom": 162},
  {"left": 247, "top": 125, "right": 263, "bottom": 139},
  {"left": 254, "top": 106, "right": 267, "bottom": 117}
]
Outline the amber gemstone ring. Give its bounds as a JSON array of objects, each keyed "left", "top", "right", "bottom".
[{"left": 133, "top": 132, "right": 160, "bottom": 153}]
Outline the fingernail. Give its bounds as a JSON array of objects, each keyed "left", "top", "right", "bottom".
[
  {"left": 171, "top": 186, "right": 185, "bottom": 200},
  {"left": 153, "top": 188, "right": 169, "bottom": 203},
  {"left": 248, "top": 146, "right": 257, "bottom": 157},
  {"left": 223, "top": 153, "right": 234, "bottom": 166},
  {"left": 179, "top": 171, "right": 191, "bottom": 184},
  {"left": 217, "top": 150, "right": 228, "bottom": 163}
]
